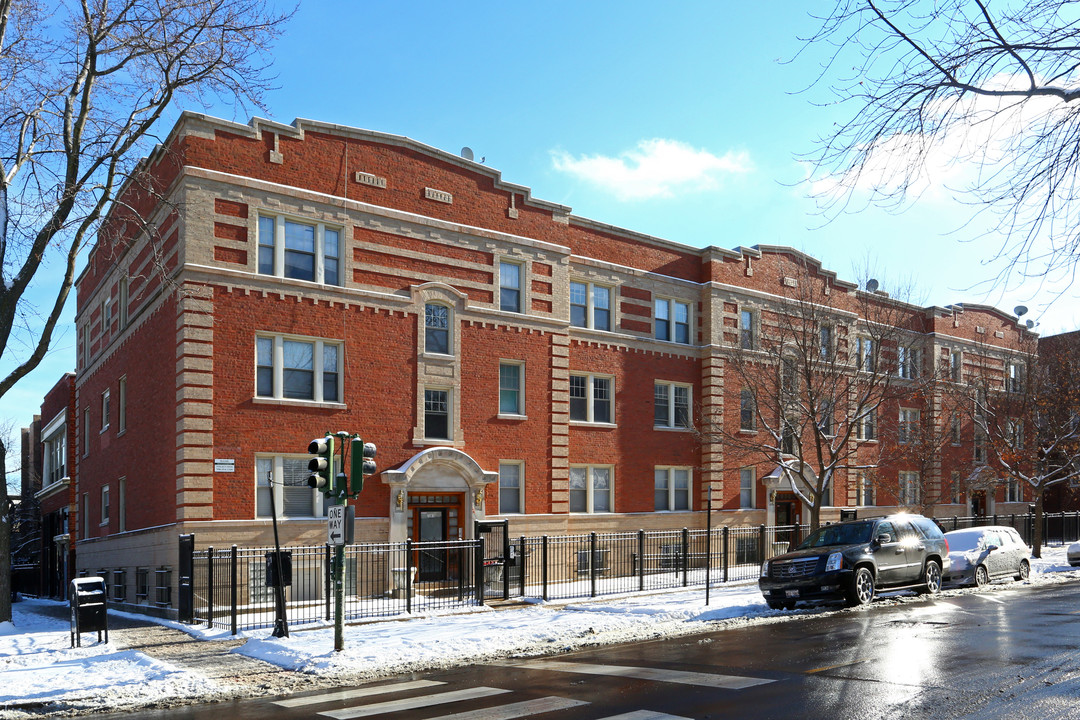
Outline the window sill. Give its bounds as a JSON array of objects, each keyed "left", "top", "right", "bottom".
[
  {"left": 738, "top": 428, "right": 757, "bottom": 435},
  {"left": 252, "top": 397, "right": 347, "bottom": 410},
  {"left": 857, "top": 438, "right": 879, "bottom": 444},
  {"left": 421, "top": 352, "right": 455, "bottom": 363},
  {"left": 569, "top": 421, "right": 617, "bottom": 429},
  {"left": 412, "top": 438, "right": 464, "bottom": 448},
  {"left": 497, "top": 413, "right": 528, "bottom": 421},
  {"left": 654, "top": 425, "right": 691, "bottom": 432},
  {"left": 99, "top": 426, "right": 110, "bottom": 435}
]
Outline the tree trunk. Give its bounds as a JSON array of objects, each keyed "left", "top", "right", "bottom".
[
  {"left": 0, "top": 437, "right": 11, "bottom": 623},
  {"left": 1032, "top": 487, "right": 1045, "bottom": 559},
  {"left": 808, "top": 497, "right": 821, "bottom": 533}
]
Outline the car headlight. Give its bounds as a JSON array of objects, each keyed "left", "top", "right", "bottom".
[
  {"left": 760, "top": 561, "right": 769, "bottom": 578},
  {"left": 825, "top": 552, "right": 843, "bottom": 573}
]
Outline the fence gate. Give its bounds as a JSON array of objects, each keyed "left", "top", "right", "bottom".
[
  {"left": 475, "top": 519, "right": 510, "bottom": 600},
  {"left": 178, "top": 534, "right": 194, "bottom": 623}
]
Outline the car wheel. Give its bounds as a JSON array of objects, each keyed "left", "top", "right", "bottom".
[
  {"left": 782, "top": 600, "right": 797, "bottom": 610},
  {"left": 845, "top": 566, "right": 875, "bottom": 607},
  {"left": 1015, "top": 559, "right": 1030, "bottom": 581},
  {"left": 919, "top": 560, "right": 942, "bottom": 595},
  {"left": 766, "top": 600, "right": 785, "bottom": 610},
  {"left": 974, "top": 564, "right": 989, "bottom": 588}
]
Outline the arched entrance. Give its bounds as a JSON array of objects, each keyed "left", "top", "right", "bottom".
[{"left": 381, "top": 448, "right": 498, "bottom": 546}]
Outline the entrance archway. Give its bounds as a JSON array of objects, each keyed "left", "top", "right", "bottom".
[{"left": 381, "top": 447, "right": 498, "bottom": 544}]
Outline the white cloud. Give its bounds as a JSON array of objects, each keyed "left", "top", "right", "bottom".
[{"left": 551, "top": 138, "right": 752, "bottom": 201}]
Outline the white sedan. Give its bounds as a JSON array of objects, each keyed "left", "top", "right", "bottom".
[{"left": 943, "top": 526, "right": 1031, "bottom": 587}]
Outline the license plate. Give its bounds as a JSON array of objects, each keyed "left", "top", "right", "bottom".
[{"left": 785, "top": 590, "right": 799, "bottom": 598}]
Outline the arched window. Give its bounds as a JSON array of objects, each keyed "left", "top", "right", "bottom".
[{"left": 425, "top": 303, "right": 450, "bottom": 355}]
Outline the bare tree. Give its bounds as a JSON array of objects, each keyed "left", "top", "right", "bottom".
[
  {"left": 0, "top": 0, "right": 290, "bottom": 624},
  {"left": 698, "top": 255, "right": 923, "bottom": 532},
  {"left": 959, "top": 331, "right": 1080, "bottom": 556},
  {"left": 804, "top": 1, "right": 1080, "bottom": 284}
]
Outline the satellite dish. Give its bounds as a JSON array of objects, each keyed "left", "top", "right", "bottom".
[
  {"left": 1026, "top": 319, "right": 1035, "bottom": 329},
  {"left": 461, "top": 147, "right": 474, "bottom": 162},
  {"left": 1014, "top": 305, "right": 1028, "bottom": 317},
  {"left": 866, "top": 279, "right": 879, "bottom": 293}
]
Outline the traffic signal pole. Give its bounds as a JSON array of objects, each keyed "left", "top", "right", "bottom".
[{"left": 307, "top": 432, "right": 376, "bottom": 653}]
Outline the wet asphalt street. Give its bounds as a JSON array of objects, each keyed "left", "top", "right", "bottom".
[{"left": 93, "top": 580, "right": 1080, "bottom": 720}]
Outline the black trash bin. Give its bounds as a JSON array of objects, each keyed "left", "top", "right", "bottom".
[{"left": 70, "top": 577, "right": 108, "bottom": 648}]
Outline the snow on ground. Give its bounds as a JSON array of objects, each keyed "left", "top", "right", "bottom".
[{"left": 1, "top": 546, "right": 1077, "bottom": 719}]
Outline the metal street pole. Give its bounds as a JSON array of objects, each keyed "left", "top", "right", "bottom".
[
  {"left": 705, "top": 484, "right": 712, "bottom": 606},
  {"left": 267, "top": 471, "right": 289, "bottom": 638},
  {"left": 334, "top": 494, "right": 345, "bottom": 652}
]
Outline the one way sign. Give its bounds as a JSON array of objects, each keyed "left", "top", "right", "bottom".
[{"left": 327, "top": 505, "right": 346, "bottom": 546}]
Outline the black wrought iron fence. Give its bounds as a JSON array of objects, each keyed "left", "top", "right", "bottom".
[
  {"left": 188, "top": 539, "right": 484, "bottom": 633},
  {"left": 935, "top": 511, "right": 1080, "bottom": 546},
  {"left": 182, "top": 512, "right": 1080, "bottom": 633}
]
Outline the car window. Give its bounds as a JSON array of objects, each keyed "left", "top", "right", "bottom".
[
  {"left": 911, "top": 517, "right": 944, "bottom": 540},
  {"left": 984, "top": 532, "right": 1002, "bottom": 548},
  {"left": 893, "top": 520, "right": 917, "bottom": 542},
  {"left": 946, "top": 532, "right": 980, "bottom": 552},
  {"left": 1007, "top": 529, "right": 1025, "bottom": 546},
  {"left": 875, "top": 521, "right": 896, "bottom": 542},
  {"left": 799, "top": 521, "right": 874, "bottom": 548}
]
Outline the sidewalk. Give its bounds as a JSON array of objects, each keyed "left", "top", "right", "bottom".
[{"left": 2, "top": 546, "right": 1077, "bottom": 720}]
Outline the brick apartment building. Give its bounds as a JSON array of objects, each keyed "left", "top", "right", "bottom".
[{"left": 59, "top": 112, "right": 1035, "bottom": 612}]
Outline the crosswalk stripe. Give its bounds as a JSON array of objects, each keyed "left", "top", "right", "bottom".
[
  {"left": 317, "top": 687, "right": 510, "bottom": 720},
  {"left": 596, "top": 712, "right": 694, "bottom": 720},
  {"left": 507, "top": 660, "right": 774, "bottom": 689},
  {"left": 426, "top": 696, "right": 589, "bottom": 720},
  {"left": 273, "top": 680, "right": 446, "bottom": 707}
]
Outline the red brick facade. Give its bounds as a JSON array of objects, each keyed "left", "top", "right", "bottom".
[{"left": 67, "top": 113, "right": 1037, "bottom": 611}]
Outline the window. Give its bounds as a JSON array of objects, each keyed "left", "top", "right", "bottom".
[
  {"left": 655, "top": 298, "right": 691, "bottom": 344},
  {"left": 898, "top": 408, "right": 920, "bottom": 444},
  {"left": 118, "top": 276, "right": 129, "bottom": 328},
  {"left": 951, "top": 412, "right": 962, "bottom": 444},
  {"left": 424, "top": 388, "right": 451, "bottom": 440},
  {"left": 81, "top": 324, "right": 90, "bottom": 368},
  {"left": 857, "top": 473, "right": 874, "bottom": 506},
  {"left": 950, "top": 350, "right": 962, "bottom": 382},
  {"left": 950, "top": 470, "right": 964, "bottom": 504},
  {"left": 118, "top": 478, "right": 126, "bottom": 533},
  {"left": 974, "top": 427, "right": 987, "bottom": 463},
  {"left": 740, "top": 309, "right": 755, "bottom": 350},
  {"left": 1008, "top": 363, "right": 1024, "bottom": 393},
  {"left": 256, "top": 455, "right": 326, "bottom": 518},
  {"left": 781, "top": 356, "right": 798, "bottom": 400},
  {"left": 820, "top": 325, "right": 833, "bottom": 360},
  {"left": 255, "top": 335, "right": 341, "bottom": 403},
  {"left": 818, "top": 399, "right": 834, "bottom": 436},
  {"left": 83, "top": 408, "right": 90, "bottom": 457},
  {"left": 569, "top": 465, "right": 612, "bottom": 513},
  {"left": 654, "top": 382, "right": 690, "bottom": 429},
  {"left": 499, "top": 462, "right": 523, "bottom": 514},
  {"left": 740, "top": 389, "right": 756, "bottom": 431},
  {"left": 570, "top": 281, "right": 611, "bottom": 331},
  {"left": 44, "top": 430, "right": 66, "bottom": 486},
  {"left": 654, "top": 467, "right": 690, "bottom": 511},
  {"left": 899, "top": 471, "right": 920, "bottom": 506},
  {"left": 857, "top": 407, "right": 876, "bottom": 440},
  {"left": 425, "top": 304, "right": 450, "bottom": 355},
  {"left": 781, "top": 422, "right": 796, "bottom": 455},
  {"left": 570, "top": 373, "right": 613, "bottom": 424},
  {"left": 739, "top": 467, "right": 755, "bottom": 509},
  {"left": 499, "top": 362, "right": 524, "bottom": 416},
  {"left": 101, "top": 389, "right": 111, "bottom": 432},
  {"left": 898, "top": 345, "right": 920, "bottom": 379},
  {"left": 258, "top": 214, "right": 340, "bottom": 284},
  {"left": 1006, "top": 419, "right": 1024, "bottom": 449},
  {"left": 102, "top": 297, "right": 113, "bottom": 333},
  {"left": 118, "top": 376, "right": 127, "bottom": 434},
  {"left": 856, "top": 337, "right": 875, "bottom": 373},
  {"left": 1005, "top": 479, "right": 1023, "bottom": 503},
  {"left": 499, "top": 261, "right": 522, "bottom": 313},
  {"left": 101, "top": 485, "right": 110, "bottom": 525}
]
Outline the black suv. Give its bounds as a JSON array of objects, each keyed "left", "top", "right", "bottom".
[{"left": 759, "top": 514, "right": 950, "bottom": 609}]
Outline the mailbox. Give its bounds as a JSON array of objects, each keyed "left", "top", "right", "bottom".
[
  {"left": 265, "top": 551, "right": 293, "bottom": 588},
  {"left": 70, "top": 577, "right": 109, "bottom": 648}
]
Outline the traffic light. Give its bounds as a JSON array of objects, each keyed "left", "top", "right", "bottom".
[
  {"left": 349, "top": 437, "right": 376, "bottom": 495},
  {"left": 307, "top": 435, "right": 335, "bottom": 494}
]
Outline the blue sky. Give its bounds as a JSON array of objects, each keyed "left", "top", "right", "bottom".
[{"left": 6, "top": 1, "right": 1078, "bottom": 484}]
